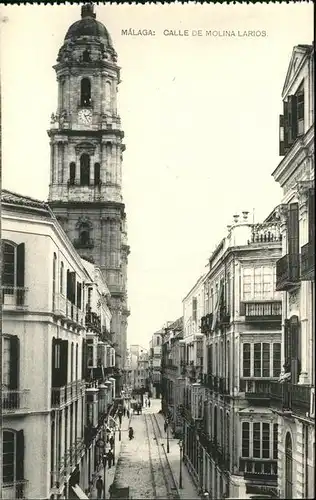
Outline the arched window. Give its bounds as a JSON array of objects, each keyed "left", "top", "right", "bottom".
[
  {"left": 82, "top": 48, "right": 91, "bottom": 63},
  {"left": 69, "top": 163, "right": 76, "bottom": 185},
  {"left": 79, "top": 222, "right": 91, "bottom": 246},
  {"left": 213, "top": 405, "right": 218, "bottom": 443},
  {"left": 105, "top": 81, "right": 111, "bottom": 110},
  {"left": 80, "top": 78, "right": 91, "bottom": 107},
  {"left": 80, "top": 154, "right": 90, "bottom": 186},
  {"left": 285, "top": 432, "right": 293, "bottom": 498},
  {"left": 94, "top": 163, "right": 101, "bottom": 185}
]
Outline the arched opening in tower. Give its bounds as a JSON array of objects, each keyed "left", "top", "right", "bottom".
[
  {"left": 69, "top": 162, "right": 76, "bottom": 185},
  {"left": 80, "top": 78, "right": 91, "bottom": 107},
  {"left": 94, "top": 163, "right": 101, "bottom": 185},
  {"left": 80, "top": 154, "right": 90, "bottom": 186}
]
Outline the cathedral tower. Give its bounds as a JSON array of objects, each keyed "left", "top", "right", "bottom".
[{"left": 48, "top": 4, "right": 129, "bottom": 377}]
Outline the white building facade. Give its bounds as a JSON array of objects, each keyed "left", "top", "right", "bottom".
[{"left": 272, "top": 42, "right": 315, "bottom": 499}]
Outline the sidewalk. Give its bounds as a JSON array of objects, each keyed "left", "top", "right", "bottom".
[
  {"left": 90, "top": 412, "right": 131, "bottom": 499},
  {"left": 146, "top": 400, "right": 200, "bottom": 500}
]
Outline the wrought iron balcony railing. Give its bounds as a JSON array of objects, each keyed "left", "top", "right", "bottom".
[
  {"left": 1, "top": 480, "right": 28, "bottom": 500},
  {"left": 51, "top": 380, "right": 85, "bottom": 408},
  {"left": 240, "top": 301, "right": 282, "bottom": 322},
  {"left": 2, "top": 286, "right": 28, "bottom": 309},
  {"left": 276, "top": 253, "right": 300, "bottom": 291},
  {"left": 239, "top": 458, "right": 277, "bottom": 479},
  {"left": 200, "top": 313, "right": 213, "bottom": 334},
  {"left": 240, "top": 379, "right": 273, "bottom": 400},
  {"left": 2, "top": 389, "right": 30, "bottom": 413},
  {"left": 301, "top": 241, "right": 315, "bottom": 281},
  {"left": 269, "top": 381, "right": 313, "bottom": 417}
]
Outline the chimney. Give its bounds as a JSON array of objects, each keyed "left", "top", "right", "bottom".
[
  {"left": 233, "top": 214, "right": 239, "bottom": 224},
  {"left": 242, "top": 211, "right": 249, "bottom": 222}
]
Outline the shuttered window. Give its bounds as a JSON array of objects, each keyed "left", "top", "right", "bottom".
[
  {"left": 3, "top": 430, "right": 24, "bottom": 483},
  {"left": 243, "top": 343, "right": 251, "bottom": 377},
  {"left": 242, "top": 422, "right": 250, "bottom": 457},
  {"left": 308, "top": 188, "right": 315, "bottom": 244},
  {"left": 288, "top": 203, "right": 299, "bottom": 255}
]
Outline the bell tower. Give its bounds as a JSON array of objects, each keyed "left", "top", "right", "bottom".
[{"left": 48, "top": 3, "right": 130, "bottom": 376}]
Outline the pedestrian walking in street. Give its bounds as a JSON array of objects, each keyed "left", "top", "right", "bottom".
[
  {"left": 107, "top": 449, "right": 114, "bottom": 468},
  {"left": 96, "top": 476, "right": 103, "bottom": 499},
  {"left": 144, "top": 399, "right": 147, "bottom": 407},
  {"left": 123, "top": 406, "right": 126, "bottom": 417},
  {"left": 109, "top": 434, "right": 114, "bottom": 448},
  {"left": 148, "top": 399, "right": 151, "bottom": 408},
  {"left": 126, "top": 408, "right": 130, "bottom": 419},
  {"left": 128, "top": 427, "right": 134, "bottom": 440}
]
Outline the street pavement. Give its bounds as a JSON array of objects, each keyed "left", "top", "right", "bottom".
[
  {"left": 90, "top": 411, "right": 131, "bottom": 499},
  {"left": 91, "top": 398, "right": 200, "bottom": 499},
  {"left": 150, "top": 399, "right": 200, "bottom": 500}
]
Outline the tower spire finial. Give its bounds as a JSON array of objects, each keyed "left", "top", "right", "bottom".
[{"left": 81, "top": 3, "right": 96, "bottom": 19}]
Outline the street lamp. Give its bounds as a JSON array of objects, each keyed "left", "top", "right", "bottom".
[
  {"left": 178, "top": 440, "right": 183, "bottom": 489},
  {"left": 196, "top": 434, "right": 203, "bottom": 492},
  {"left": 166, "top": 419, "right": 170, "bottom": 453},
  {"left": 102, "top": 453, "right": 108, "bottom": 500}
]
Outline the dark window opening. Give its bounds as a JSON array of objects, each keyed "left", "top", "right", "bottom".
[
  {"left": 82, "top": 48, "right": 91, "bottom": 63},
  {"left": 69, "top": 162, "right": 76, "bottom": 185},
  {"left": 80, "top": 78, "right": 91, "bottom": 107},
  {"left": 285, "top": 432, "right": 293, "bottom": 498},
  {"left": 80, "top": 154, "right": 90, "bottom": 186},
  {"left": 94, "top": 163, "right": 101, "bottom": 185}
]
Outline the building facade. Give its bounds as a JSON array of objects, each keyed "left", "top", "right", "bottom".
[
  {"left": 1, "top": 190, "right": 116, "bottom": 499},
  {"left": 47, "top": 3, "right": 130, "bottom": 389},
  {"left": 181, "top": 211, "right": 283, "bottom": 499},
  {"left": 148, "top": 331, "right": 163, "bottom": 399},
  {"left": 272, "top": 43, "right": 315, "bottom": 499},
  {"left": 161, "top": 317, "right": 184, "bottom": 437}
]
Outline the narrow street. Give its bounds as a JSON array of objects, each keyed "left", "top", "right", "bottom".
[{"left": 92, "top": 399, "right": 200, "bottom": 499}]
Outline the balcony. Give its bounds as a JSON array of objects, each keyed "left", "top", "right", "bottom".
[
  {"left": 219, "top": 306, "right": 230, "bottom": 326},
  {"left": 240, "top": 379, "right": 272, "bottom": 402},
  {"left": 198, "top": 433, "right": 229, "bottom": 470},
  {"left": 85, "top": 310, "right": 101, "bottom": 333},
  {"left": 66, "top": 300, "right": 84, "bottom": 326},
  {"left": 202, "top": 374, "right": 228, "bottom": 394},
  {"left": 270, "top": 381, "right": 313, "bottom": 417},
  {"left": 53, "top": 295, "right": 84, "bottom": 326},
  {"left": 2, "top": 389, "right": 30, "bottom": 414},
  {"left": 239, "top": 458, "right": 277, "bottom": 480},
  {"left": 240, "top": 301, "right": 282, "bottom": 322},
  {"left": 301, "top": 241, "right": 314, "bottom": 281},
  {"left": 2, "top": 481, "right": 28, "bottom": 500},
  {"left": 200, "top": 313, "right": 213, "bottom": 334},
  {"left": 276, "top": 253, "right": 300, "bottom": 291},
  {"left": 2, "top": 286, "right": 28, "bottom": 310},
  {"left": 73, "top": 238, "right": 94, "bottom": 249},
  {"left": 51, "top": 380, "right": 85, "bottom": 408}
]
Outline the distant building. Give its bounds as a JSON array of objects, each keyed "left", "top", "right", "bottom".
[
  {"left": 161, "top": 317, "right": 184, "bottom": 436},
  {"left": 148, "top": 331, "right": 163, "bottom": 398}
]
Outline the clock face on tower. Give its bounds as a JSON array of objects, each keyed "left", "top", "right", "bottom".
[{"left": 78, "top": 108, "right": 92, "bottom": 125}]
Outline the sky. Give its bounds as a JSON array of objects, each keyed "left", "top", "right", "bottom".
[{"left": 0, "top": 1, "right": 313, "bottom": 348}]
